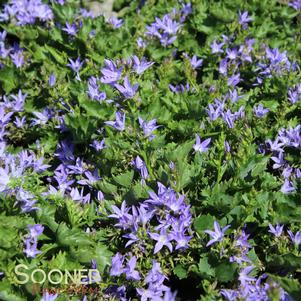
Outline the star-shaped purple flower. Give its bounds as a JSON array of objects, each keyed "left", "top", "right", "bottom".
[
  {"left": 204, "top": 221, "right": 230, "bottom": 247},
  {"left": 149, "top": 228, "right": 173, "bottom": 254},
  {"left": 193, "top": 134, "right": 211, "bottom": 153}
]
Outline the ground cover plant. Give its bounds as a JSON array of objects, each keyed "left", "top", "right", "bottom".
[{"left": 0, "top": 0, "right": 301, "bottom": 300}]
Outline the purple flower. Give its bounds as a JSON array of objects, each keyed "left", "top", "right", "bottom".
[
  {"left": 222, "top": 110, "right": 236, "bottom": 128},
  {"left": 235, "top": 230, "right": 252, "bottom": 250},
  {"left": 146, "top": 12, "right": 181, "bottom": 47},
  {"left": 87, "top": 77, "right": 106, "bottom": 101},
  {"left": 137, "top": 204, "right": 154, "bottom": 226},
  {"left": 41, "top": 291, "right": 58, "bottom": 301},
  {"left": 70, "top": 187, "right": 90, "bottom": 204},
  {"left": 17, "top": 189, "right": 39, "bottom": 212},
  {"left": 123, "top": 232, "right": 140, "bottom": 247},
  {"left": 266, "top": 138, "right": 285, "bottom": 152},
  {"left": 149, "top": 228, "right": 173, "bottom": 254},
  {"left": 137, "top": 37, "right": 147, "bottom": 48},
  {"left": 109, "top": 200, "right": 134, "bottom": 230},
  {"left": 137, "top": 260, "right": 171, "bottom": 300},
  {"left": 77, "top": 169, "right": 100, "bottom": 187},
  {"left": 288, "top": 230, "right": 301, "bottom": 246},
  {"left": 33, "top": 157, "right": 50, "bottom": 172},
  {"left": 67, "top": 57, "right": 83, "bottom": 80},
  {"left": 254, "top": 104, "right": 269, "bottom": 117},
  {"left": 193, "top": 134, "right": 211, "bottom": 153},
  {"left": 28, "top": 224, "right": 44, "bottom": 238},
  {"left": 180, "top": 2, "right": 192, "bottom": 18},
  {"left": 23, "top": 239, "right": 41, "bottom": 258},
  {"left": 108, "top": 17, "right": 124, "bottom": 29},
  {"left": 80, "top": 8, "right": 96, "bottom": 18},
  {"left": 264, "top": 47, "right": 291, "bottom": 74},
  {"left": 31, "top": 109, "right": 52, "bottom": 126},
  {"left": 169, "top": 83, "right": 190, "bottom": 94},
  {"left": 268, "top": 224, "right": 284, "bottom": 237},
  {"left": 10, "top": 90, "right": 27, "bottom": 111},
  {"left": 204, "top": 221, "right": 230, "bottom": 247},
  {"left": 0, "top": 44, "right": 11, "bottom": 59},
  {"left": 0, "top": 107, "right": 13, "bottom": 126},
  {"left": 224, "top": 140, "right": 231, "bottom": 153},
  {"left": 137, "top": 288, "right": 155, "bottom": 301},
  {"left": 48, "top": 73, "right": 56, "bottom": 87},
  {"left": 14, "top": 116, "right": 26, "bottom": 128},
  {"left": 281, "top": 179, "right": 295, "bottom": 194},
  {"left": 288, "top": 86, "right": 300, "bottom": 104},
  {"left": 289, "top": 0, "right": 301, "bottom": 10},
  {"left": 239, "top": 266, "right": 256, "bottom": 286},
  {"left": 155, "top": 14, "right": 181, "bottom": 35},
  {"left": 211, "top": 40, "right": 224, "bottom": 54},
  {"left": 0, "top": 30, "right": 7, "bottom": 42},
  {"left": 219, "top": 58, "right": 228, "bottom": 75},
  {"left": 110, "top": 253, "right": 124, "bottom": 277},
  {"left": 115, "top": 77, "right": 139, "bottom": 99},
  {"left": 172, "top": 230, "right": 192, "bottom": 250},
  {"left": 105, "top": 111, "right": 126, "bottom": 131},
  {"left": 227, "top": 73, "right": 240, "bottom": 87},
  {"left": 97, "top": 190, "right": 104, "bottom": 202},
  {"left": 62, "top": 22, "right": 78, "bottom": 36},
  {"left": 220, "top": 289, "right": 239, "bottom": 300},
  {"left": 41, "top": 290, "right": 58, "bottom": 301},
  {"left": 145, "top": 260, "right": 167, "bottom": 287},
  {"left": 132, "top": 156, "right": 149, "bottom": 180},
  {"left": 100, "top": 59, "right": 122, "bottom": 84},
  {"left": 228, "top": 89, "right": 243, "bottom": 103},
  {"left": 189, "top": 55, "right": 203, "bottom": 69},
  {"left": 0, "top": 168, "right": 10, "bottom": 192},
  {"left": 282, "top": 166, "right": 293, "bottom": 178},
  {"left": 132, "top": 55, "right": 154, "bottom": 74},
  {"left": 55, "top": 140, "right": 74, "bottom": 162},
  {"left": 164, "top": 194, "right": 185, "bottom": 213},
  {"left": 226, "top": 48, "right": 239, "bottom": 60},
  {"left": 295, "top": 168, "right": 301, "bottom": 178},
  {"left": 138, "top": 117, "right": 160, "bottom": 140},
  {"left": 90, "top": 139, "right": 106, "bottom": 151},
  {"left": 238, "top": 11, "right": 252, "bottom": 29},
  {"left": 3, "top": 0, "right": 53, "bottom": 25},
  {"left": 206, "top": 104, "right": 221, "bottom": 121},
  {"left": 10, "top": 51, "right": 24, "bottom": 68},
  {"left": 124, "top": 256, "right": 141, "bottom": 281}
]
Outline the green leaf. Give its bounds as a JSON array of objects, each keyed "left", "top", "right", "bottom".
[
  {"left": 198, "top": 257, "right": 215, "bottom": 278},
  {"left": 56, "top": 223, "right": 92, "bottom": 248},
  {"left": 238, "top": 155, "right": 268, "bottom": 179},
  {"left": 194, "top": 214, "right": 215, "bottom": 234},
  {"left": 98, "top": 180, "right": 118, "bottom": 194},
  {"left": 251, "top": 156, "right": 269, "bottom": 177},
  {"left": 267, "top": 254, "right": 301, "bottom": 271},
  {"left": 94, "top": 244, "right": 113, "bottom": 272},
  {"left": 167, "top": 140, "right": 194, "bottom": 162},
  {"left": 214, "top": 262, "right": 237, "bottom": 282},
  {"left": 0, "top": 67, "right": 16, "bottom": 93},
  {"left": 113, "top": 170, "right": 134, "bottom": 188},
  {"left": 44, "top": 45, "right": 67, "bottom": 65},
  {"left": 268, "top": 275, "right": 301, "bottom": 300},
  {"left": 174, "top": 265, "right": 188, "bottom": 280}
]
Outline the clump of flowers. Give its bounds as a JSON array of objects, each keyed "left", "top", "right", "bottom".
[
  {"left": 267, "top": 125, "right": 301, "bottom": 193},
  {"left": 145, "top": 4, "right": 192, "bottom": 47},
  {"left": 204, "top": 222, "right": 292, "bottom": 300},
  {"left": 23, "top": 224, "right": 44, "bottom": 258},
  {"left": 0, "top": 0, "right": 53, "bottom": 25},
  {"left": 109, "top": 182, "right": 193, "bottom": 253}
]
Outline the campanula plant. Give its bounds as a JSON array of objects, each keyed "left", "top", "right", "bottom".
[{"left": 0, "top": 0, "right": 300, "bottom": 300}]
